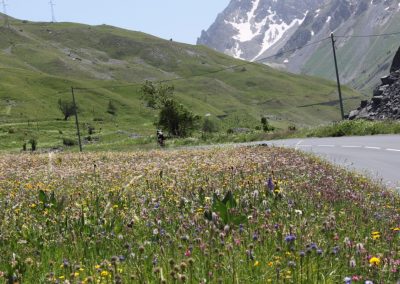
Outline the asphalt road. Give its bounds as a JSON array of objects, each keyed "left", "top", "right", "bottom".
[{"left": 257, "top": 135, "right": 400, "bottom": 190}]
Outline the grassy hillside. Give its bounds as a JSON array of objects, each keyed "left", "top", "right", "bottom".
[{"left": 0, "top": 15, "right": 361, "bottom": 151}]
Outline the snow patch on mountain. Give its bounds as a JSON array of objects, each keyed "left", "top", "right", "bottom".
[
  {"left": 227, "top": 0, "right": 261, "bottom": 42},
  {"left": 252, "top": 12, "right": 307, "bottom": 61}
]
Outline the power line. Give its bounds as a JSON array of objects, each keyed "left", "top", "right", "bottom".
[
  {"left": 72, "top": 37, "right": 331, "bottom": 92},
  {"left": 335, "top": 31, "right": 400, "bottom": 38}
]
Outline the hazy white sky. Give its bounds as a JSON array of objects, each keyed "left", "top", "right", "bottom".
[{"left": 3, "top": 0, "right": 230, "bottom": 44}]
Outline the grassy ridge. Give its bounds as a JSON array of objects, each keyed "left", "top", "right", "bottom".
[{"left": 0, "top": 16, "right": 361, "bottom": 151}]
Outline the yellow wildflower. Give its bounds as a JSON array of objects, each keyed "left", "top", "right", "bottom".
[
  {"left": 369, "top": 257, "right": 380, "bottom": 266},
  {"left": 254, "top": 261, "right": 260, "bottom": 267},
  {"left": 100, "top": 270, "right": 109, "bottom": 277}
]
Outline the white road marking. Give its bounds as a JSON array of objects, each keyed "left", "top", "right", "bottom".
[
  {"left": 386, "top": 148, "right": 400, "bottom": 152},
  {"left": 317, "top": 145, "right": 335, "bottom": 147},
  {"left": 365, "top": 146, "right": 381, "bottom": 150},
  {"left": 295, "top": 140, "right": 303, "bottom": 150},
  {"left": 342, "top": 145, "right": 362, "bottom": 148}
]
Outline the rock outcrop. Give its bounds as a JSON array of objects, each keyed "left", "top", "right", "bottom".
[{"left": 348, "top": 47, "right": 400, "bottom": 120}]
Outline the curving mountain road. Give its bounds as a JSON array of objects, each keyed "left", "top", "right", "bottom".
[{"left": 258, "top": 135, "right": 400, "bottom": 190}]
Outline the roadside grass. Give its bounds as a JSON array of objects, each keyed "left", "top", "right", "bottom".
[{"left": 303, "top": 120, "right": 400, "bottom": 138}]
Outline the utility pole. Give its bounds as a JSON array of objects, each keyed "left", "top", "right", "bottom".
[
  {"left": 49, "top": 0, "right": 56, "bottom": 23},
  {"left": 330, "top": 33, "right": 345, "bottom": 120},
  {"left": 71, "top": 87, "right": 83, "bottom": 152},
  {"left": 1, "top": 0, "right": 9, "bottom": 28}
]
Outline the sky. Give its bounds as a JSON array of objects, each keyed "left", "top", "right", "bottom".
[{"left": 3, "top": 0, "right": 230, "bottom": 44}]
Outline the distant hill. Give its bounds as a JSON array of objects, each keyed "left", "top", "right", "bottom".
[
  {"left": 198, "top": 0, "right": 400, "bottom": 93},
  {"left": 0, "top": 14, "right": 360, "bottom": 150}
]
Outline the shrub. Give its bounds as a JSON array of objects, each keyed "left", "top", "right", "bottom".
[
  {"left": 202, "top": 117, "right": 219, "bottom": 133},
  {"left": 88, "top": 125, "right": 95, "bottom": 135},
  {"left": 63, "top": 138, "right": 77, "bottom": 147},
  {"left": 29, "top": 138, "right": 37, "bottom": 151},
  {"left": 107, "top": 100, "right": 117, "bottom": 115}
]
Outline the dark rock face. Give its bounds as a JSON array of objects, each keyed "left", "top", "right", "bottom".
[
  {"left": 390, "top": 47, "right": 400, "bottom": 73},
  {"left": 349, "top": 49, "right": 400, "bottom": 120}
]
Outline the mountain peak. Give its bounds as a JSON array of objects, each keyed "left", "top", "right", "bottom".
[{"left": 198, "top": 0, "right": 400, "bottom": 91}]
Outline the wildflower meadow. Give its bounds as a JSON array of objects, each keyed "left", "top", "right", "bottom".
[{"left": 0, "top": 146, "right": 399, "bottom": 283}]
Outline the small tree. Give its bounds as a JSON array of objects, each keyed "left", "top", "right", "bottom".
[
  {"left": 141, "top": 81, "right": 174, "bottom": 109},
  {"left": 261, "top": 117, "right": 275, "bottom": 132},
  {"left": 58, "top": 99, "right": 77, "bottom": 121},
  {"left": 157, "top": 100, "right": 199, "bottom": 137},
  {"left": 107, "top": 100, "right": 117, "bottom": 115},
  {"left": 29, "top": 138, "right": 37, "bottom": 151},
  {"left": 141, "top": 81, "right": 199, "bottom": 137}
]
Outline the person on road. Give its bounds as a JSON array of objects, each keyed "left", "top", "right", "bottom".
[{"left": 157, "top": 130, "right": 165, "bottom": 147}]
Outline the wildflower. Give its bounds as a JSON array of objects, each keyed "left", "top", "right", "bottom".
[
  {"left": 371, "top": 231, "right": 380, "bottom": 240},
  {"left": 392, "top": 227, "right": 400, "bottom": 231},
  {"left": 185, "top": 249, "right": 191, "bottom": 257},
  {"left": 294, "top": 209, "right": 302, "bottom": 215},
  {"left": 365, "top": 281, "right": 373, "bottom": 284},
  {"left": 349, "top": 258, "right": 356, "bottom": 268},
  {"left": 100, "top": 270, "right": 109, "bottom": 277},
  {"left": 267, "top": 177, "right": 274, "bottom": 191},
  {"left": 284, "top": 234, "right": 296, "bottom": 243},
  {"left": 355, "top": 243, "right": 364, "bottom": 253},
  {"left": 369, "top": 257, "right": 380, "bottom": 266},
  {"left": 344, "top": 276, "right": 352, "bottom": 284},
  {"left": 254, "top": 261, "right": 260, "bottom": 267}
]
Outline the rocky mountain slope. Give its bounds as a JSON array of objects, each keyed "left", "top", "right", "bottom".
[
  {"left": 349, "top": 46, "right": 400, "bottom": 120},
  {"left": 198, "top": 0, "right": 400, "bottom": 93}
]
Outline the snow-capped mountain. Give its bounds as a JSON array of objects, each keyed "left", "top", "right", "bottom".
[{"left": 198, "top": 0, "right": 400, "bottom": 91}]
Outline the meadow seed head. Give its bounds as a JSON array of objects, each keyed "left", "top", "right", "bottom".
[
  {"left": 224, "top": 224, "right": 230, "bottom": 233},
  {"left": 180, "top": 262, "right": 187, "bottom": 271},
  {"left": 180, "top": 274, "right": 187, "bottom": 282},
  {"left": 169, "top": 258, "right": 175, "bottom": 267},
  {"left": 111, "top": 256, "right": 119, "bottom": 264},
  {"left": 138, "top": 245, "right": 145, "bottom": 253},
  {"left": 349, "top": 258, "right": 356, "bottom": 268}
]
